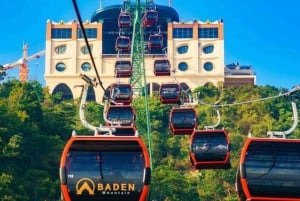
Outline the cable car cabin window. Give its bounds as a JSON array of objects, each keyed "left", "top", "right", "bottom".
[
  {"left": 111, "top": 84, "right": 133, "bottom": 104},
  {"left": 118, "top": 13, "right": 131, "bottom": 28},
  {"left": 66, "top": 150, "right": 145, "bottom": 200},
  {"left": 159, "top": 84, "right": 181, "bottom": 104},
  {"left": 191, "top": 133, "right": 228, "bottom": 161},
  {"left": 106, "top": 126, "right": 136, "bottom": 136},
  {"left": 67, "top": 151, "right": 144, "bottom": 179},
  {"left": 106, "top": 107, "right": 135, "bottom": 126},
  {"left": 148, "top": 35, "right": 163, "bottom": 49},
  {"left": 243, "top": 141, "right": 300, "bottom": 198},
  {"left": 115, "top": 61, "right": 132, "bottom": 70},
  {"left": 142, "top": 11, "right": 158, "bottom": 27},
  {"left": 154, "top": 60, "right": 170, "bottom": 76},
  {"left": 170, "top": 108, "right": 197, "bottom": 135},
  {"left": 115, "top": 36, "right": 130, "bottom": 51},
  {"left": 145, "top": 11, "right": 158, "bottom": 20},
  {"left": 171, "top": 109, "right": 196, "bottom": 128},
  {"left": 115, "top": 61, "right": 132, "bottom": 77}
]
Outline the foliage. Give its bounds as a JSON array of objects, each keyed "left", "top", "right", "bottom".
[
  {"left": 0, "top": 79, "right": 299, "bottom": 200},
  {"left": 0, "top": 80, "right": 73, "bottom": 201}
]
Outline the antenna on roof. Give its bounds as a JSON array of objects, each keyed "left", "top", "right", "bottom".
[{"left": 99, "top": 0, "right": 102, "bottom": 9}]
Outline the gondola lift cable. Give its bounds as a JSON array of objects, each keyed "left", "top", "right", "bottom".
[{"left": 198, "top": 85, "right": 300, "bottom": 108}]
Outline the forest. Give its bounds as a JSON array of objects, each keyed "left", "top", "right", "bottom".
[{"left": 0, "top": 79, "right": 299, "bottom": 201}]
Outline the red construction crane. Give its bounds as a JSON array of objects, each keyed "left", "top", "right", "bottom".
[{"left": 2, "top": 43, "right": 45, "bottom": 82}]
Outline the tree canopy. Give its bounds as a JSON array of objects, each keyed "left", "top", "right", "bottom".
[{"left": 0, "top": 80, "right": 299, "bottom": 201}]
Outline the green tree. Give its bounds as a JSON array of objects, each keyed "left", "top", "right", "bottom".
[{"left": 0, "top": 80, "right": 299, "bottom": 200}]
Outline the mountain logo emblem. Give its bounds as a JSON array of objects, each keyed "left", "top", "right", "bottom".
[{"left": 76, "top": 178, "right": 95, "bottom": 195}]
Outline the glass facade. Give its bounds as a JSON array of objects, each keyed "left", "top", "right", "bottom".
[
  {"left": 51, "top": 28, "right": 72, "bottom": 39},
  {"left": 77, "top": 28, "right": 98, "bottom": 39},
  {"left": 199, "top": 28, "right": 218, "bottom": 38},
  {"left": 51, "top": 28, "right": 97, "bottom": 39},
  {"left": 173, "top": 28, "right": 193, "bottom": 38}
]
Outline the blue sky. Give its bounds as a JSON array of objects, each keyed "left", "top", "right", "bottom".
[{"left": 0, "top": 0, "right": 300, "bottom": 89}]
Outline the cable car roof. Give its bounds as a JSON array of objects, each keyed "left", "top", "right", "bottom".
[{"left": 68, "top": 136, "right": 143, "bottom": 151}]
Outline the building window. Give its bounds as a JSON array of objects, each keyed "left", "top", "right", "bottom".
[
  {"left": 198, "top": 28, "right": 218, "bottom": 38},
  {"left": 77, "top": 28, "right": 97, "bottom": 38},
  {"left": 178, "top": 62, "right": 188, "bottom": 71},
  {"left": 177, "top": 45, "right": 189, "bottom": 54},
  {"left": 81, "top": 45, "right": 93, "bottom": 54},
  {"left": 55, "top": 45, "right": 66, "bottom": 54},
  {"left": 56, "top": 62, "right": 66, "bottom": 72},
  {"left": 203, "top": 62, "right": 213, "bottom": 71},
  {"left": 203, "top": 45, "right": 214, "bottom": 54},
  {"left": 81, "top": 62, "right": 91, "bottom": 71},
  {"left": 173, "top": 28, "right": 193, "bottom": 38},
  {"left": 51, "top": 28, "right": 72, "bottom": 39}
]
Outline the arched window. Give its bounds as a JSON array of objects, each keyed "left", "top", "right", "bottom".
[
  {"left": 56, "top": 62, "right": 66, "bottom": 72},
  {"left": 87, "top": 86, "right": 96, "bottom": 101},
  {"left": 178, "top": 62, "right": 188, "bottom": 71},
  {"left": 52, "top": 83, "right": 73, "bottom": 100},
  {"left": 55, "top": 45, "right": 66, "bottom": 54},
  {"left": 177, "top": 45, "right": 189, "bottom": 54},
  {"left": 203, "top": 62, "right": 213, "bottom": 71},
  {"left": 203, "top": 45, "right": 214, "bottom": 54},
  {"left": 81, "top": 45, "right": 93, "bottom": 54}
]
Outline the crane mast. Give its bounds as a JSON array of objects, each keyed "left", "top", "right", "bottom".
[{"left": 19, "top": 43, "right": 29, "bottom": 82}]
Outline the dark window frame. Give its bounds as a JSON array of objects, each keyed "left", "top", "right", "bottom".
[
  {"left": 198, "top": 28, "right": 218, "bottom": 38},
  {"left": 51, "top": 28, "right": 72, "bottom": 39},
  {"left": 173, "top": 28, "right": 193, "bottom": 38}
]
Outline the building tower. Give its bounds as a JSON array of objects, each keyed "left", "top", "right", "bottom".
[{"left": 44, "top": 2, "right": 255, "bottom": 101}]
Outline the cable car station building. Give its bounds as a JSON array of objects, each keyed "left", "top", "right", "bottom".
[{"left": 45, "top": 3, "right": 256, "bottom": 101}]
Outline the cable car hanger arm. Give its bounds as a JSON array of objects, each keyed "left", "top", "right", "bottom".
[
  {"left": 102, "top": 101, "right": 123, "bottom": 126},
  {"left": 78, "top": 74, "right": 115, "bottom": 135},
  {"left": 267, "top": 99, "right": 298, "bottom": 138},
  {"left": 204, "top": 109, "right": 221, "bottom": 130}
]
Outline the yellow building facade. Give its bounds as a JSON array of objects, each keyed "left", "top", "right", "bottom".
[{"left": 44, "top": 4, "right": 254, "bottom": 102}]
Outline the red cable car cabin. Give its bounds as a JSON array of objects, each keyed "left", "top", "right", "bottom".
[
  {"left": 142, "top": 10, "right": 158, "bottom": 28},
  {"left": 109, "top": 83, "right": 133, "bottom": 105},
  {"left": 148, "top": 34, "right": 163, "bottom": 50},
  {"left": 169, "top": 107, "right": 197, "bottom": 135},
  {"left": 190, "top": 129, "right": 230, "bottom": 169},
  {"left": 106, "top": 105, "right": 136, "bottom": 127},
  {"left": 108, "top": 126, "right": 137, "bottom": 136},
  {"left": 96, "top": 125, "right": 137, "bottom": 137},
  {"left": 115, "top": 60, "right": 132, "bottom": 78},
  {"left": 154, "top": 59, "right": 171, "bottom": 76},
  {"left": 236, "top": 137, "right": 300, "bottom": 201},
  {"left": 115, "top": 36, "right": 131, "bottom": 52},
  {"left": 118, "top": 11, "right": 131, "bottom": 29},
  {"left": 60, "top": 135, "right": 151, "bottom": 201},
  {"left": 159, "top": 83, "right": 181, "bottom": 104}
]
